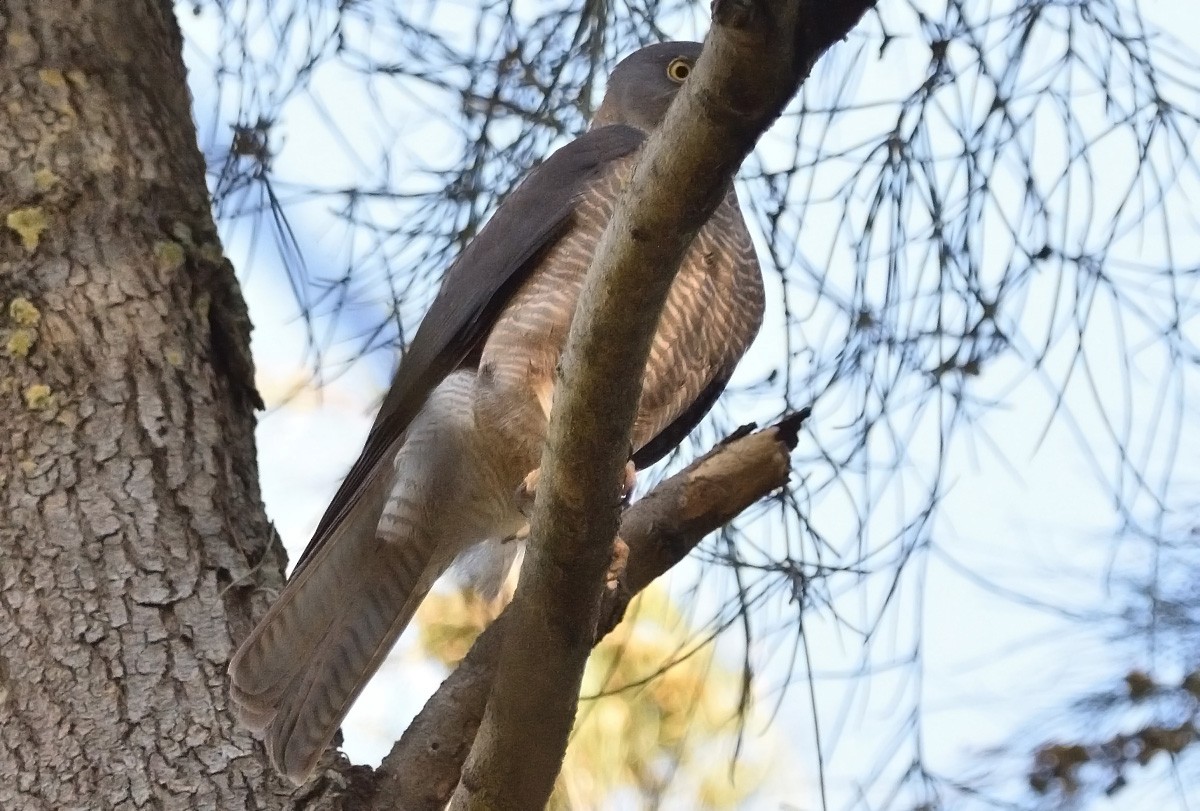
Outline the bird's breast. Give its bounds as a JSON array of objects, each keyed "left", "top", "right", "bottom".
[{"left": 474, "top": 170, "right": 763, "bottom": 464}]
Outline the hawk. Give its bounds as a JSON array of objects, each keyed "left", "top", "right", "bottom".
[{"left": 229, "top": 40, "right": 764, "bottom": 784}]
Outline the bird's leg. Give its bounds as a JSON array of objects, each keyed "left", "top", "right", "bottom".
[
  {"left": 503, "top": 524, "right": 628, "bottom": 590},
  {"left": 515, "top": 461, "right": 636, "bottom": 514},
  {"left": 505, "top": 469, "right": 540, "bottom": 543},
  {"left": 619, "top": 460, "right": 637, "bottom": 502},
  {"left": 606, "top": 536, "right": 630, "bottom": 591},
  {"left": 608, "top": 461, "right": 635, "bottom": 590},
  {"left": 513, "top": 467, "right": 541, "bottom": 518},
  {"left": 511, "top": 462, "right": 634, "bottom": 589}
]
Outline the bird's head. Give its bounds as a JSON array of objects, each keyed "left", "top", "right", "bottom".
[{"left": 591, "top": 41, "right": 703, "bottom": 133}]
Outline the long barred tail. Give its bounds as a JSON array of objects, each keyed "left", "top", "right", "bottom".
[
  {"left": 227, "top": 469, "right": 445, "bottom": 783},
  {"left": 227, "top": 374, "right": 489, "bottom": 784},
  {"left": 227, "top": 370, "right": 521, "bottom": 783}
]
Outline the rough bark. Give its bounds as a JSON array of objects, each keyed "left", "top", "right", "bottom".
[
  {"left": 0, "top": 3, "right": 288, "bottom": 808},
  {"left": 451, "top": 1, "right": 876, "bottom": 808}
]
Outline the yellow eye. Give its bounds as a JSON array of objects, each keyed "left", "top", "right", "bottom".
[{"left": 666, "top": 57, "right": 692, "bottom": 84}]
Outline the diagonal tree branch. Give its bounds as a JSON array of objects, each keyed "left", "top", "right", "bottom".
[
  {"left": 365, "top": 412, "right": 808, "bottom": 810},
  {"left": 447, "top": 2, "right": 875, "bottom": 808}
]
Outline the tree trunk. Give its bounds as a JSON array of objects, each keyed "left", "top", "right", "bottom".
[{"left": 0, "top": 2, "right": 288, "bottom": 807}]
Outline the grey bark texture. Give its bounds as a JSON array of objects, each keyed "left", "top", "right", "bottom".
[
  {"left": 0, "top": 2, "right": 292, "bottom": 808},
  {"left": 0, "top": 0, "right": 863, "bottom": 808}
]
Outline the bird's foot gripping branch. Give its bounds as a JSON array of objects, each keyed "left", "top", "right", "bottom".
[{"left": 360, "top": 412, "right": 810, "bottom": 811}]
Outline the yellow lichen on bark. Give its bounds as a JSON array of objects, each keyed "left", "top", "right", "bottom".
[
  {"left": 9, "top": 297, "right": 41, "bottom": 327},
  {"left": 153, "top": 240, "right": 186, "bottom": 273},
  {"left": 38, "top": 68, "right": 66, "bottom": 87},
  {"left": 23, "top": 383, "right": 52, "bottom": 410},
  {"left": 5, "top": 299, "right": 41, "bottom": 356},
  {"left": 6, "top": 329, "right": 36, "bottom": 357},
  {"left": 34, "top": 169, "right": 60, "bottom": 191},
  {"left": 36, "top": 68, "right": 76, "bottom": 119},
  {"left": 6, "top": 208, "right": 48, "bottom": 252}
]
